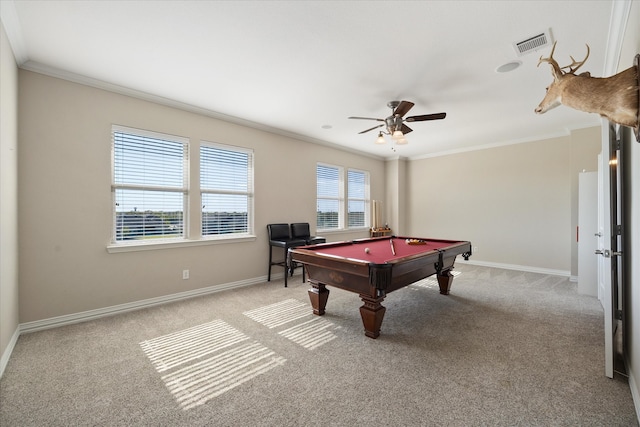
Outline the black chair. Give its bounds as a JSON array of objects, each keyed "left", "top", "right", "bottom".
[
  {"left": 290, "top": 223, "right": 326, "bottom": 283},
  {"left": 267, "top": 223, "right": 306, "bottom": 287},
  {"left": 290, "top": 223, "right": 326, "bottom": 245}
]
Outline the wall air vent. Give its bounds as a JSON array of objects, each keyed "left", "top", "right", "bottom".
[{"left": 512, "top": 29, "right": 553, "bottom": 56}]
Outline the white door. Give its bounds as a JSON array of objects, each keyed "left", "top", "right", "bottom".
[{"left": 578, "top": 172, "right": 598, "bottom": 296}]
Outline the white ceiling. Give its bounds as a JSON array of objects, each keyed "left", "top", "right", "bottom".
[{"left": 2, "top": 1, "right": 617, "bottom": 159}]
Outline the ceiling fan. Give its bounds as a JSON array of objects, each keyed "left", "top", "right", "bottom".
[{"left": 348, "top": 100, "right": 446, "bottom": 144}]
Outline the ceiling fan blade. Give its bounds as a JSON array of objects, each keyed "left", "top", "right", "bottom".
[
  {"left": 348, "top": 116, "right": 384, "bottom": 121},
  {"left": 393, "top": 101, "right": 415, "bottom": 117},
  {"left": 358, "top": 124, "right": 384, "bottom": 134},
  {"left": 405, "top": 112, "right": 447, "bottom": 122},
  {"left": 401, "top": 124, "right": 413, "bottom": 134}
]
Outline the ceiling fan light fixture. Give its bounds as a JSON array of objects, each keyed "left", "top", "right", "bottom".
[{"left": 349, "top": 100, "right": 447, "bottom": 146}]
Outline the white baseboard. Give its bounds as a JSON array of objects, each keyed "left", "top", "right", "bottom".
[
  {"left": 19, "top": 274, "right": 283, "bottom": 334},
  {"left": 18, "top": 261, "right": 569, "bottom": 335},
  {"left": 626, "top": 363, "right": 640, "bottom": 424},
  {"left": 461, "top": 258, "right": 571, "bottom": 278},
  {"left": 0, "top": 327, "right": 20, "bottom": 379}
]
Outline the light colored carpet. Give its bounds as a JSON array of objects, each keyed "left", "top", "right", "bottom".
[{"left": 1, "top": 264, "right": 637, "bottom": 426}]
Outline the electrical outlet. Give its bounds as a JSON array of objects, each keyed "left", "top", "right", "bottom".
[
  {"left": 473, "top": 246, "right": 478, "bottom": 253},
  {"left": 182, "top": 269, "right": 189, "bottom": 280}
]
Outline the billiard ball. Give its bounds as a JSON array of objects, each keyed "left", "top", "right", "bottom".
[{"left": 364, "top": 248, "right": 370, "bottom": 254}]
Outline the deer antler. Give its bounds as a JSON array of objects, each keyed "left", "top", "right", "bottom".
[
  {"left": 537, "top": 41, "right": 563, "bottom": 77},
  {"left": 538, "top": 42, "right": 591, "bottom": 76},
  {"left": 560, "top": 44, "right": 590, "bottom": 75}
]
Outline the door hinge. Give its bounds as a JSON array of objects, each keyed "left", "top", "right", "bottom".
[
  {"left": 615, "top": 225, "right": 622, "bottom": 235},
  {"left": 615, "top": 309, "right": 623, "bottom": 320}
]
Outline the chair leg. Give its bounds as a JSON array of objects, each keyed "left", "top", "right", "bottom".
[
  {"left": 268, "top": 246, "right": 273, "bottom": 281},
  {"left": 284, "top": 247, "right": 288, "bottom": 288}
]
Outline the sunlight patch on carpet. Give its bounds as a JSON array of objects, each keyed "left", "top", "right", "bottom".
[
  {"left": 162, "top": 341, "right": 286, "bottom": 410},
  {"left": 243, "top": 298, "right": 311, "bottom": 328},
  {"left": 140, "top": 319, "right": 248, "bottom": 372},
  {"left": 140, "top": 320, "right": 286, "bottom": 410},
  {"left": 278, "top": 317, "right": 340, "bottom": 350}
]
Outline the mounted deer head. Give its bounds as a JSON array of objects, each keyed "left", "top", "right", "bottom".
[{"left": 535, "top": 42, "right": 639, "bottom": 134}]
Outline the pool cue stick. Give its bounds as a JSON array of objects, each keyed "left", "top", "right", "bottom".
[{"left": 390, "top": 239, "right": 395, "bottom": 255}]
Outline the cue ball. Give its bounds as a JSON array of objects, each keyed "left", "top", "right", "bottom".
[{"left": 364, "top": 248, "right": 370, "bottom": 253}]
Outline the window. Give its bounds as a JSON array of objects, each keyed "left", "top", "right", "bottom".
[
  {"left": 201, "top": 142, "right": 253, "bottom": 237},
  {"left": 347, "top": 169, "right": 369, "bottom": 227},
  {"left": 316, "top": 164, "right": 369, "bottom": 231},
  {"left": 112, "top": 126, "right": 188, "bottom": 243},
  {"left": 316, "top": 164, "right": 343, "bottom": 230}
]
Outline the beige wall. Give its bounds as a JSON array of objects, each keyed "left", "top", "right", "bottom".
[
  {"left": 17, "top": 70, "right": 385, "bottom": 323},
  {"left": 0, "top": 21, "right": 19, "bottom": 372},
  {"left": 384, "top": 158, "right": 406, "bottom": 235},
  {"left": 405, "top": 132, "right": 600, "bottom": 274}
]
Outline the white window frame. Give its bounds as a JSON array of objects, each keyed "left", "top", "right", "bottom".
[
  {"left": 200, "top": 141, "right": 254, "bottom": 239},
  {"left": 108, "top": 126, "right": 258, "bottom": 253},
  {"left": 317, "top": 163, "right": 370, "bottom": 232},
  {"left": 347, "top": 168, "right": 370, "bottom": 229},
  {"left": 110, "top": 125, "right": 189, "bottom": 247}
]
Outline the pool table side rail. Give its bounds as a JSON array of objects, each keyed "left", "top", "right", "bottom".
[{"left": 290, "top": 239, "right": 472, "bottom": 296}]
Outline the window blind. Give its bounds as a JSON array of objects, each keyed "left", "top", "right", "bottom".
[
  {"left": 201, "top": 143, "right": 253, "bottom": 236},
  {"left": 112, "top": 128, "right": 187, "bottom": 242},
  {"left": 347, "top": 169, "right": 368, "bottom": 227},
  {"left": 317, "top": 164, "right": 341, "bottom": 229}
]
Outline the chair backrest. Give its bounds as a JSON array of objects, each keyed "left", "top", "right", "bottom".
[
  {"left": 267, "top": 223, "right": 291, "bottom": 241},
  {"left": 291, "top": 222, "right": 311, "bottom": 239}
]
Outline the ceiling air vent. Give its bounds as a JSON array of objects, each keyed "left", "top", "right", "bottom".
[{"left": 512, "top": 30, "right": 553, "bottom": 56}]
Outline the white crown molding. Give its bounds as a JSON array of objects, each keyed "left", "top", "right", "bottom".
[
  {"left": 20, "top": 59, "right": 385, "bottom": 162},
  {"left": 0, "top": 0, "right": 28, "bottom": 64},
  {"left": 603, "top": 0, "right": 632, "bottom": 75},
  {"left": 407, "top": 123, "right": 602, "bottom": 161}
]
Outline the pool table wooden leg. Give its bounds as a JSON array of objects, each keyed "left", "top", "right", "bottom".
[
  {"left": 308, "top": 281, "right": 329, "bottom": 315},
  {"left": 359, "top": 294, "right": 386, "bottom": 339},
  {"left": 437, "top": 270, "right": 454, "bottom": 295}
]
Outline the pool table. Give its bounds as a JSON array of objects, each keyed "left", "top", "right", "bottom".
[{"left": 290, "top": 236, "right": 472, "bottom": 338}]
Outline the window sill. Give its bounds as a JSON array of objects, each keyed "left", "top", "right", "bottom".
[{"left": 106, "top": 235, "right": 257, "bottom": 253}]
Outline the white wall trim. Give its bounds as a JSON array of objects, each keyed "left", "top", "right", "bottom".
[
  {"left": 0, "top": 327, "right": 20, "bottom": 378},
  {"left": 15, "top": 260, "right": 571, "bottom": 337},
  {"left": 19, "top": 274, "right": 287, "bottom": 334},
  {"left": 603, "top": 0, "right": 632, "bottom": 76},
  {"left": 18, "top": 60, "right": 384, "bottom": 162},
  {"left": 408, "top": 124, "right": 600, "bottom": 161},
  {"left": 627, "top": 363, "right": 640, "bottom": 424},
  {"left": 0, "top": 0, "right": 28, "bottom": 64},
  {"left": 461, "top": 259, "right": 571, "bottom": 278}
]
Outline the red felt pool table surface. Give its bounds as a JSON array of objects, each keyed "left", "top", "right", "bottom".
[{"left": 310, "top": 236, "right": 454, "bottom": 264}]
